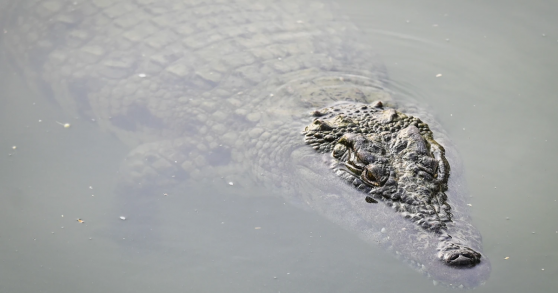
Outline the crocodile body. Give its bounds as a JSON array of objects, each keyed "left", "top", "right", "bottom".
[{"left": 1, "top": 0, "right": 490, "bottom": 287}]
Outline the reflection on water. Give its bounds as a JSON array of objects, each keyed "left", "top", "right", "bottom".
[{"left": 1, "top": 0, "right": 557, "bottom": 292}]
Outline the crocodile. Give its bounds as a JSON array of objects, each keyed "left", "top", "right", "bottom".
[{"left": 0, "top": 0, "right": 490, "bottom": 288}]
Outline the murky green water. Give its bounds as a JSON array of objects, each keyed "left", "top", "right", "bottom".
[{"left": 1, "top": 0, "right": 557, "bottom": 292}]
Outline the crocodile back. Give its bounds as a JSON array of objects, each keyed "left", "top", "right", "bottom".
[{"left": 2, "top": 0, "right": 387, "bottom": 146}]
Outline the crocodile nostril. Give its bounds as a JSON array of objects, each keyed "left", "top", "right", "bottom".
[{"left": 449, "top": 254, "right": 460, "bottom": 261}]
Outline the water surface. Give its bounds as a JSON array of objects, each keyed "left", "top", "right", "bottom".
[{"left": 1, "top": 0, "right": 557, "bottom": 292}]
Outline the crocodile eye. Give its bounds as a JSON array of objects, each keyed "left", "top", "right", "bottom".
[
  {"left": 361, "top": 168, "right": 380, "bottom": 187},
  {"left": 365, "top": 169, "right": 376, "bottom": 181},
  {"left": 332, "top": 143, "right": 347, "bottom": 159}
]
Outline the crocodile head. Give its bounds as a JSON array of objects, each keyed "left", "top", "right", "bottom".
[{"left": 303, "top": 101, "right": 482, "bottom": 267}]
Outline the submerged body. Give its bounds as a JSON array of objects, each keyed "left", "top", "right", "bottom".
[{"left": 1, "top": 0, "right": 490, "bottom": 287}]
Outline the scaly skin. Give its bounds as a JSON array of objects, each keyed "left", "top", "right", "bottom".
[
  {"left": 303, "top": 101, "right": 481, "bottom": 266},
  {"left": 1, "top": 0, "right": 490, "bottom": 288}
]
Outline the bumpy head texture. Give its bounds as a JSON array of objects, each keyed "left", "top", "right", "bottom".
[{"left": 303, "top": 101, "right": 481, "bottom": 267}]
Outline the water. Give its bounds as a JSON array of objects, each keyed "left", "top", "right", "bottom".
[
  {"left": 1, "top": 0, "right": 557, "bottom": 292},
  {"left": 346, "top": 0, "right": 558, "bottom": 291}
]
